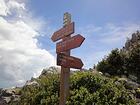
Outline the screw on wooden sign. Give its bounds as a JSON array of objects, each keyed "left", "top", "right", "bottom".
[{"left": 51, "top": 12, "right": 85, "bottom": 105}]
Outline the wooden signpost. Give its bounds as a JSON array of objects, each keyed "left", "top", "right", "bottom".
[
  {"left": 51, "top": 22, "right": 74, "bottom": 42},
  {"left": 56, "top": 34, "right": 85, "bottom": 53},
  {"left": 57, "top": 53, "right": 83, "bottom": 69},
  {"left": 51, "top": 12, "right": 85, "bottom": 105}
]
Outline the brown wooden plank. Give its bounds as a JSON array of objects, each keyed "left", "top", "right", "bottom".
[
  {"left": 56, "top": 34, "right": 85, "bottom": 53},
  {"left": 57, "top": 53, "right": 83, "bottom": 69},
  {"left": 51, "top": 22, "right": 74, "bottom": 42}
]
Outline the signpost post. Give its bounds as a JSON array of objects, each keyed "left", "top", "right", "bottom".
[{"left": 51, "top": 12, "right": 85, "bottom": 105}]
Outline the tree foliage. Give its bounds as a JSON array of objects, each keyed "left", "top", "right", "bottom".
[
  {"left": 97, "top": 42, "right": 140, "bottom": 82},
  {"left": 11, "top": 70, "right": 136, "bottom": 105},
  {"left": 127, "top": 44, "right": 140, "bottom": 78},
  {"left": 97, "top": 49, "right": 125, "bottom": 76}
]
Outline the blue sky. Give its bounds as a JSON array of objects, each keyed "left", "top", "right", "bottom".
[
  {"left": 0, "top": 0, "right": 140, "bottom": 88},
  {"left": 28, "top": 0, "right": 140, "bottom": 68}
]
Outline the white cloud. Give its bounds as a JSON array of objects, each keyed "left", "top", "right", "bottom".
[
  {"left": 0, "top": 0, "right": 8, "bottom": 16},
  {"left": 98, "top": 23, "right": 140, "bottom": 44},
  {"left": 78, "top": 23, "right": 140, "bottom": 47},
  {"left": 0, "top": 0, "right": 55, "bottom": 88},
  {"left": 78, "top": 25, "right": 102, "bottom": 35},
  {"left": 0, "top": 0, "right": 25, "bottom": 16},
  {"left": 7, "top": 0, "right": 25, "bottom": 17}
]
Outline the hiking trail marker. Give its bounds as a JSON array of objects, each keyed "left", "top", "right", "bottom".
[
  {"left": 51, "top": 12, "right": 85, "bottom": 105},
  {"left": 56, "top": 34, "right": 85, "bottom": 53},
  {"left": 57, "top": 53, "right": 83, "bottom": 69}
]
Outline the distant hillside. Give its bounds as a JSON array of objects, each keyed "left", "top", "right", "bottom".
[
  {"left": 97, "top": 31, "right": 140, "bottom": 82},
  {"left": 122, "top": 31, "right": 140, "bottom": 52}
]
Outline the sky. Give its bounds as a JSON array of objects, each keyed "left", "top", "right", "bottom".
[{"left": 0, "top": 0, "right": 140, "bottom": 88}]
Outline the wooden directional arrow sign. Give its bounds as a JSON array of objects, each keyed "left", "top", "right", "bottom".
[
  {"left": 56, "top": 34, "right": 85, "bottom": 53},
  {"left": 51, "top": 22, "right": 74, "bottom": 42},
  {"left": 57, "top": 53, "right": 83, "bottom": 69}
]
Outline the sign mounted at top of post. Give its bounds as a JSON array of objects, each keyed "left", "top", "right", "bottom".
[
  {"left": 51, "top": 12, "right": 74, "bottom": 42},
  {"left": 51, "top": 22, "right": 74, "bottom": 42}
]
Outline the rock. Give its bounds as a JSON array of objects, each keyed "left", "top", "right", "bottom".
[
  {"left": 0, "top": 98, "right": 7, "bottom": 105},
  {"left": 114, "top": 77, "right": 127, "bottom": 87},
  {"left": 104, "top": 73, "right": 110, "bottom": 77},
  {"left": 1, "top": 89, "right": 12, "bottom": 97},
  {"left": 3, "top": 96, "right": 11, "bottom": 103},
  {"left": 118, "top": 77, "right": 128, "bottom": 82},
  {"left": 136, "top": 98, "right": 140, "bottom": 105},
  {"left": 40, "top": 66, "right": 60, "bottom": 76},
  {"left": 128, "top": 75, "right": 137, "bottom": 82},
  {"left": 11, "top": 95, "right": 20, "bottom": 102},
  {"left": 0, "top": 87, "right": 21, "bottom": 104},
  {"left": 125, "top": 80, "right": 139, "bottom": 90},
  {"left": 25, "top": 80, "right": 39, "bottom": 86},
  {"left": 98, "top": 72, "right": 103, "bottom": 75},
  {"left": 124, "top": 31, "right": 140, "bottom": 52}
]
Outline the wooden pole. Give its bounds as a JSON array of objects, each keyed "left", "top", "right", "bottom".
[
  {"left": 59, "top": 12, "right": 71, "bottom": 105},
  {"left": 59, "top": 51, "right": 70, "bottom": 105}
]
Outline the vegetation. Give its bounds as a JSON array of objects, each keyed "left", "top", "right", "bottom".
[
  {"left": 127, "top": 43, "right": 140, "bottom": 80},
  {"left": 10, "top": 70, "right": 136, "bottom": 105},
  {"left": 97, "top": 48, "right": 125, "bottom": 76},
  {"left": 97, "top": 38, "right": 140, "bottom": 82}
]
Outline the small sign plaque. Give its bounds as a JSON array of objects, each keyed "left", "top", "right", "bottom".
[{"left": 57, "top": 53, "right": 83, "bottom": 69}]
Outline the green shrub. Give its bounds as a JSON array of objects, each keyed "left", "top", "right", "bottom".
[
  {"left": 67, "top": 72, "right": 136, "bottom": 105},
  {"left": 13, "top": 70, "right": 136, "bottom": 105}
]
